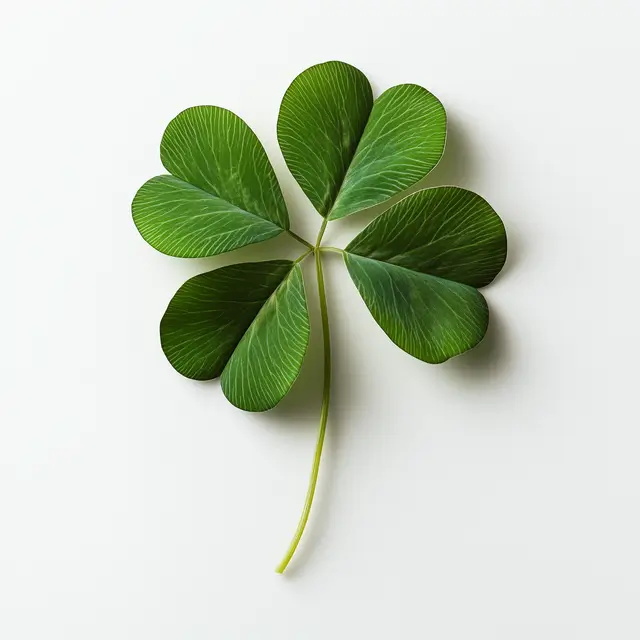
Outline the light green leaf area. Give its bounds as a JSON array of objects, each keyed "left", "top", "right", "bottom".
[
  {"left": 162, "top": 106, "right": 289, "bottom": 229},
  {"left": 132, "top": 175, "right": 283, "bottom": 258},
  {"left": 277, "top": 61, "right": 373, "bottom": 218},
  {"left": 221, "top": 263, "right": 309, "bottom": 412},
  {"left": 346, "top": 187, "right": 507, "bottom": 287},
  {"left": 160, "top": 260, "right": 309, "bottom": 411},
  {"left": 277, "top": 61, "right": 446, "bottom": 220},
  {"left": 330, "top": 84, "right": 447, "bottom": 220},
  {"left": 344, "top": 187, "right": 507, "bottom": 363},
  {"left": 132, "top": 106, "right": 290, "bottom": 258}
]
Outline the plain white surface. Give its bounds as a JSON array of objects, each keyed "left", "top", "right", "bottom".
[{"left": 1, "top": 0, "right": 639, "bottom": 637}]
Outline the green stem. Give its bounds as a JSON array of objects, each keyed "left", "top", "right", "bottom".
[
  {"left": 276, "top": 219, "right": 331, "bottom": 574},
  {"left": 293, "top": 249, "right": 313, "bottom": 266},
  {"left": 287, "top": 229, "right": 314, "bottom": 250}
]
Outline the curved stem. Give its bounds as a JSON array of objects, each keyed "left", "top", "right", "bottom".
[
  {"left": 287, "top": 229, "right": 314, "bottom": 250},
  {"left": 276, "top": 219, "right": 331, "bottom": 574},
  {"left": 319, "top": 246, "right": 344, "bottom": 255}
]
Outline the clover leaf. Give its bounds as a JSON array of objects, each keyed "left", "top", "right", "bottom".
[
  {"left": 160, "top": 259, "right": 310, "bottom": 412},
  {"left": 344, "top": 187, "right": 507, "bottom": 363},
  {"left": 278, "top": 61, "right": 447, "bottom": 220},
  {"left": 132, "top": 61, "right": 507, "bottom": 573},
  {"left": 133, "top": 106, "right": 291, "bottom": 257}
]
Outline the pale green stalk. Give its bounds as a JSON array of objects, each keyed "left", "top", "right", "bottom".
[{"left": 276, "top": 219, "right": 331, "bottom": 574}]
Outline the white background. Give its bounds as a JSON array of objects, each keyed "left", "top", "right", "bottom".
[{"left": 1, "top": 1, "right": 639, "bottom": 638}]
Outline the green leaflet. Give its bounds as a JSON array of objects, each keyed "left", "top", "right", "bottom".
[
  {"left": 278, "top": 61, "right": 373, "bottom": 218},
  {"left": 160, "top": 260, "right": 310, "bottom": 411},
  {"left": 133, "top": 106, "right": 289, "bottom": 258},
  {"left": 344, "top": 254, "right": 489, "bottom": 364},
  {"left": 221, "top": 262, "right": 310, "bottom": 412},
  {"left": 329, "top": 84, "right": 447, "bottom": 220},
  {"left": 278, "top": 61, "right": 446, "bottom": 221},
  {"left": 346, "top": 187, "right": 507, "bottom": 287},
  {"left": 132, "top": 176, "right": 283, "bottom": 258},
  {"left": 344, "top": 187, "right": 506, "bottom": 363}
]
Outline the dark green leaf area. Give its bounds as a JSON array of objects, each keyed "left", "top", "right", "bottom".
[
  {"left": 132, "top": 175, "right": 283, "bottom": 258},
  {"left": 161, "top": 105, "right": 289, "bottom": 230},
  {"left": 160, "top": 260, "right": 294, "bottom": 381},
  {"left": 346, "top": 187, "right": 507, "bottom": 288},
  {"left": 344, "top": 187, "right": 506, "bottom": 363},
  {"left": 160, "top": 260, "right": 310, "bottom": 412},
  {"left": 344, "top": 254, "right": 489, "bottom": 364}
]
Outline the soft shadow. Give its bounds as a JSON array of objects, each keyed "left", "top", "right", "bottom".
[
  {"left": 419, "top": 112, "right": 476, "bottom": 188},
  {"left": 443, "top": 211, "right": 521, "bottom": 385},
  {"left": 444, "top": 306, "right": 513, "bottom": 386}
]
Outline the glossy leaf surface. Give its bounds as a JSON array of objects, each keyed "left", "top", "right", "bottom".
[{"left": 160, "top": 260, "right": 309, "bottom": 411}]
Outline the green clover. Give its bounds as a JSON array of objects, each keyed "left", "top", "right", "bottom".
[{"left": 132, "top": 61, "right": 507, "bottom": 573}]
